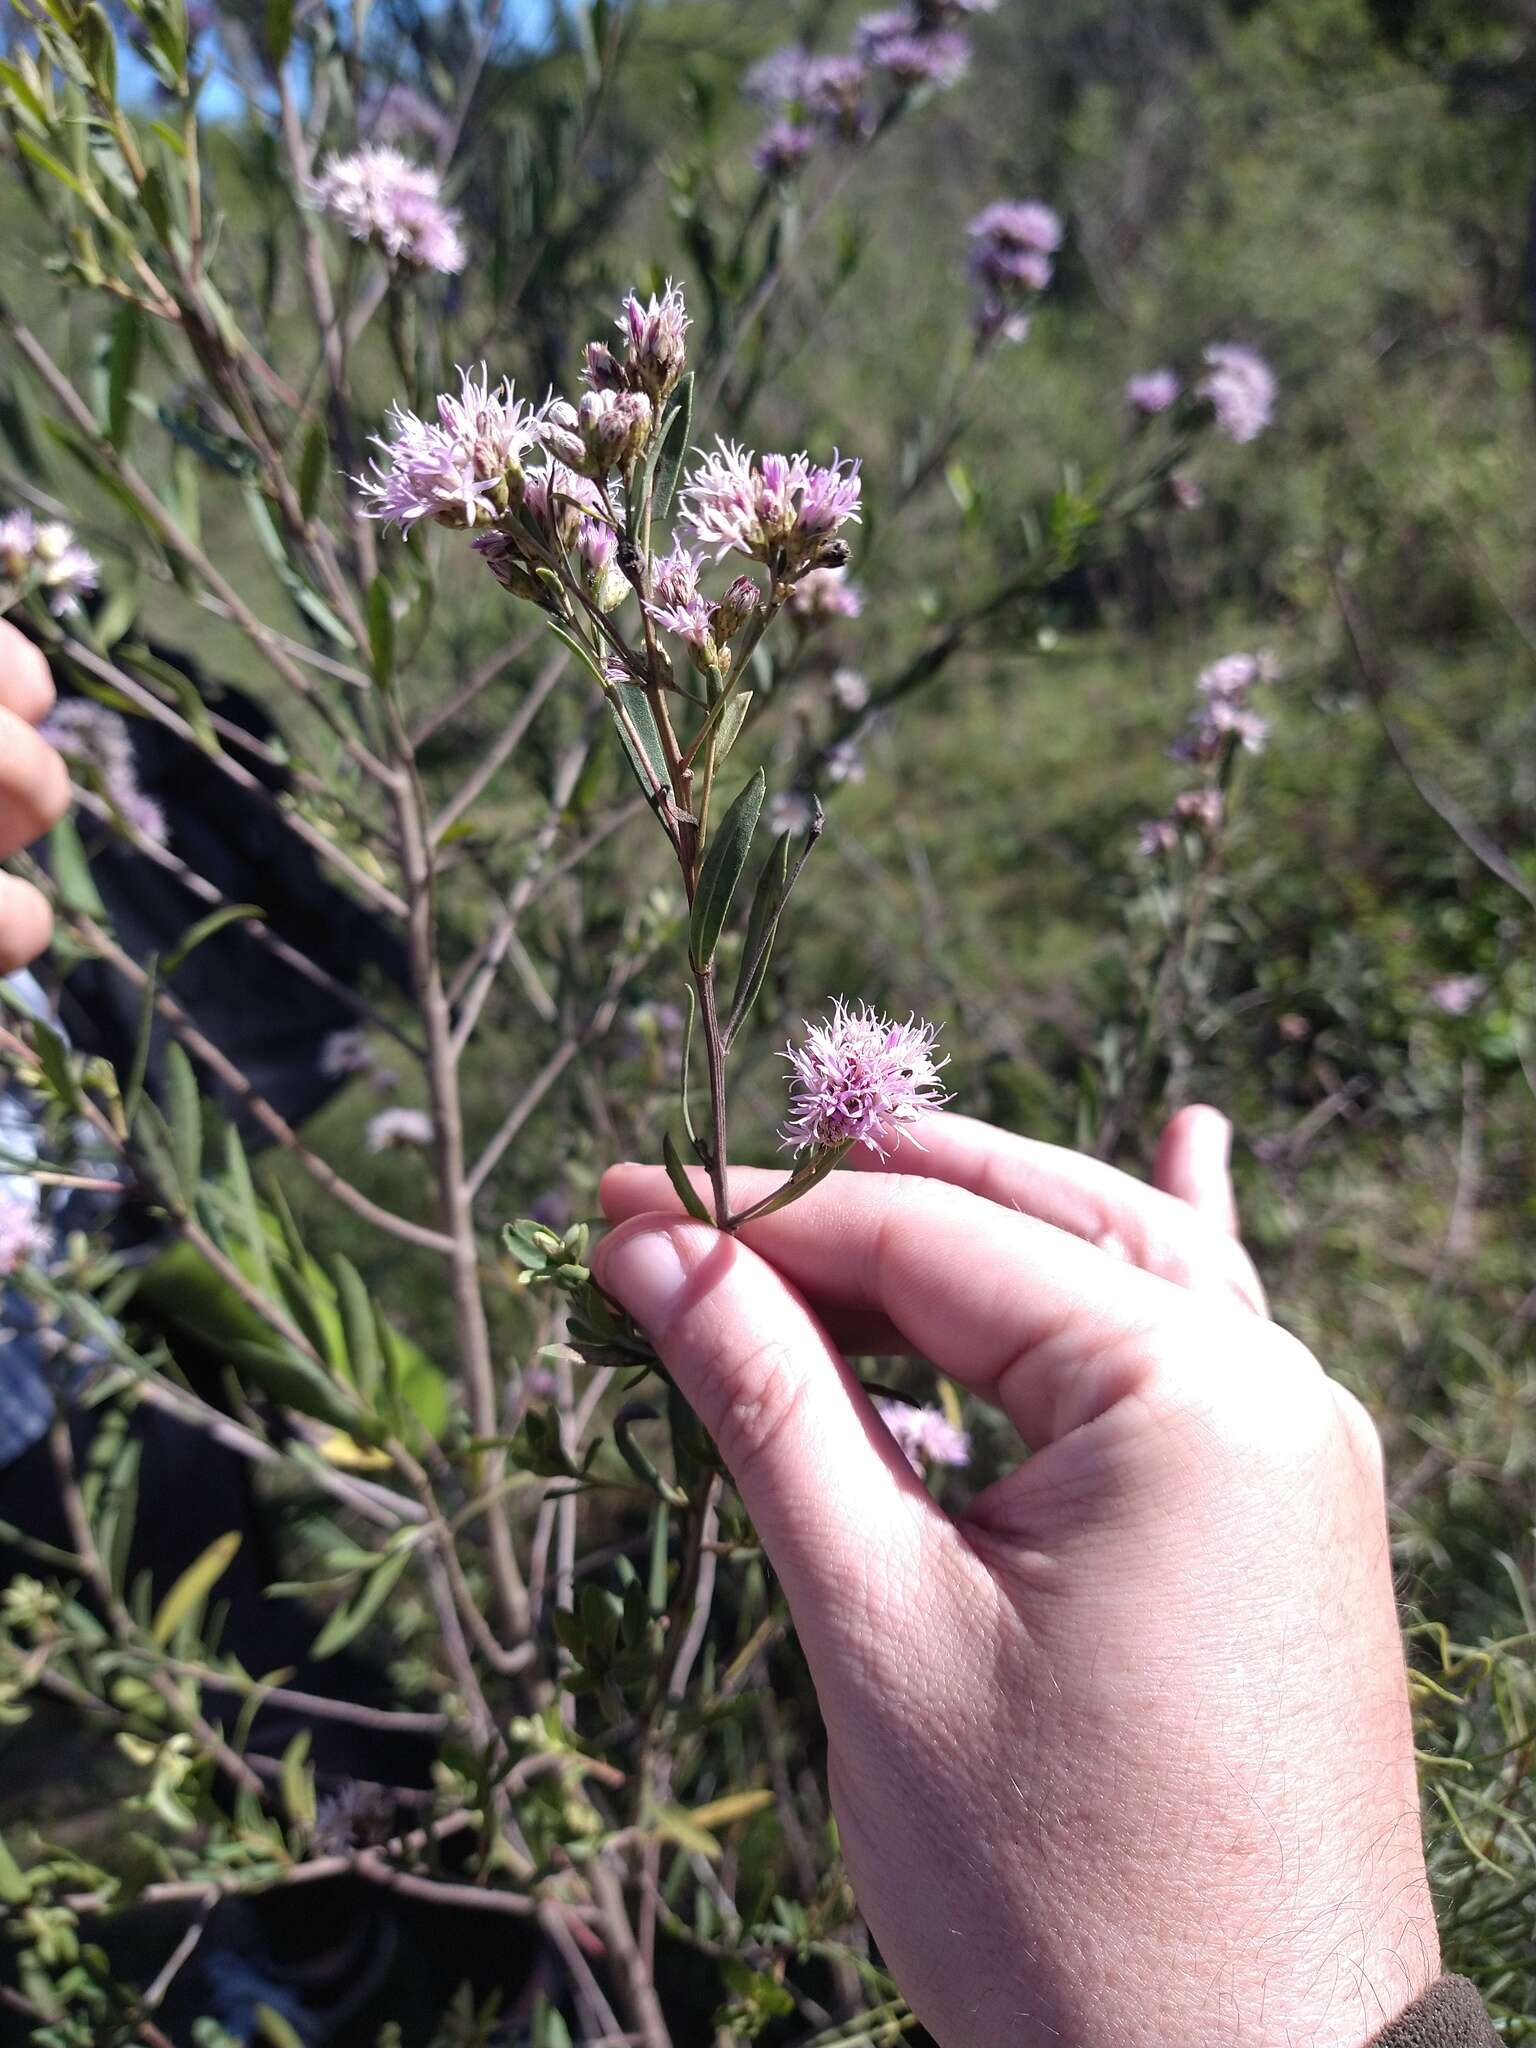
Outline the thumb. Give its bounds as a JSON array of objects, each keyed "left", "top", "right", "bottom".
[
  {"left": 593, "top": 1215, "right": 935, "bottom": 1634},
  {"left": 1153, "top": 1104, "right": 1241, "bottom": 1239}
]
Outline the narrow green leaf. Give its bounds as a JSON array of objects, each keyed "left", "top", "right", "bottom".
[
  {"left": 224, "top": 1120, "right": 273, "bottom": 1292},
  {"left": 652, "top": 371, "right": 694, "bottom": 521},
  {"left": 49, "top": 813, "right": 107, "bottom": 918},
  {"left": 265, "top": 0, "right": 295, "bottom": 66},
  {"left": 297, "top": 421, "right": 327, "bottom": 523},
  {"left": 662, "top": 1129, "right": 713, "bottom": 1225},
  {"left": 279, "top": 1729, "right": 313, "bottom": 1828},
  {"left": 162, "top": 1040, "right": 202, "bottom": 1192},
  {"left": 311, "top": 1543, "right": 412, "bottom": 1659},
  {"left": 0, "top": 59, "right": 51, "bottom": 132},
  {"left": 29, "top": 1013, "right": 80, "bottom": 1114},
  {"left": 80, "top": 4, "right": 116, "bottom": 100},
  {"left": 713, "top": 688, "right": 752, "bottom": 763},
  {"left": 272, "top": 1255, "right": 334, "bottom": 1366},
  {"left": 163, "top": 902, "right": 263, "bottom": 975},
  {"left": 332, "top": 1252, "right": 380, "bottom": 1401},
  {"left": 688, "top": 768, "right": 764, "bottom": 969},
  {"left": 728, "top": 829, "right": 790, "bottom": 1040},
  {"left": 366, "top": 575, "right": 394, "bottom": 687},
  {"left": 0, "top": 1829, "right": 31, "bottom": 1906},
  {"left": 122, "top": 956, "right": 158, "bottom": 1127},
  {"left": 16, "top": 131, "right": 89, "bottom": 199},
  {"left": 150, "top": 1529, "right": 241, "bottom": 1644}
]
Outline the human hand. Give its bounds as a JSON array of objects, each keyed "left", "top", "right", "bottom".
[
  {"left": 596, "top": 1108, "right": 1438, "bottom": 2047},
  {"left": 0, "top": 620, "right": 68, "bottom": 971}
]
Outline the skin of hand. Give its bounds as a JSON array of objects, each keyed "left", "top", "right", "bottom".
[
  {"left": 0, "top": 621, "right": 69, "bottom": 971},
  {"left": 596, "top": 1106, "right": 1439, "bottom": 2048}
]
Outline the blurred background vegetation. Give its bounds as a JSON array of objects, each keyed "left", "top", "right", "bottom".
[{"left": 2, "top": 0, "right": 1534, "bottom": 2037}]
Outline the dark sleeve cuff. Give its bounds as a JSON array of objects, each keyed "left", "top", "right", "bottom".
[{"left": 1369, "top": 1975, "right": 1501, "bottom": 2046}]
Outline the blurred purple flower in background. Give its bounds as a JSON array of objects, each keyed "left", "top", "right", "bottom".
[
  {"left": 1199, "top": 342, "right": 1276, "bottom": 443},
  {"left": 875, "top": 1398, "right": 972, "bottom": 1473},
  {"left": 314, "top": 147, "right": 465, "bottom": 273},
  {"left": 1126, "top": 368, "right": 1181, "bottom": 415}
]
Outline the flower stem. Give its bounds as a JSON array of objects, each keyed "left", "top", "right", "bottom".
[{"left": 693, "top": 962, "right": 732, "bottom": 1229}]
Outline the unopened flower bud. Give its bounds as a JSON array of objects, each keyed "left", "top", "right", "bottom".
[
  {"left": 578, "top": 388, "right": 653, "bottom": 474},
  {"left": 617, "top": 280, "right": 690, "bottom": 404},
  {"left": 581, "top": 341, "right": 626, "bottom": 392},
  {"left": 713, "top": 574, "right": 762, "bottom": 643},
  {"left": 810, "top": 536, "right": 852, "bottom": 571}
]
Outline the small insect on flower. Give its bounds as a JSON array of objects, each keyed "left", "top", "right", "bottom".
[
  {"left": 1198, "top": 342, "right": 1277, "bottom": 444},
  {"left": 875, "top": 1397, "right": 972, "bottom": 1475},
  {"left": 781, "top": 1000, "right": 949, "bottom": 1159}
]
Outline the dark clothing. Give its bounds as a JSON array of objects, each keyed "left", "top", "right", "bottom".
[{"left": 1372, "top": 1976, "right": 1502, "bottom": 2046}]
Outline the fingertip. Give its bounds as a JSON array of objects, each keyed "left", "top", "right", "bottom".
[
  {"left": 0, "top": 624, "right": 56, "bottom": 726},
  {"left": 1154, "top": 1105, "right": 1238, "bottom": 1235},
  {"left": 0, "top": 874, "right": 55, "bottom": 972}
]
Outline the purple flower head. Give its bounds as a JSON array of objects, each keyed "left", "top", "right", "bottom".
[
  {"left": 313, "top": 148, "right": 465, "bottom": 274},
  {"left": 1429, "top": 975, "right": 1488, "bottom": 1018},
  {"left": 31, "top": 522, "right": 98, "bottom": 614},
  {"left": 825, "top": 738, "right": 866, "bottom": 785},
  {"left": 0, "top": 1191, "right": 47, "bottom": 1276},
  {"left": 1196, "top": 651, "right": 1262, "bottom": 700},
  {"left": 803, "top": 53, "right": 869, "bottom": 125},
  {"left": 832, "top": 665, "right": 870, "bottom": 711},
  {"left": 359, "top": 366, "right": 542, "bottom": 532},
  {"left": 321, "top": 1027, "right": 375, "bottom": 1079},
  {"left": 875, "top": 1397, "right": 971, "bottom": 1474},
  {"left": 522, "top": 460, "right": 606, "bottom": 552},
  {"left": 1127, "top": 368, "right": 1181, "bottom": 416},
  {"left": 1136, "top": 818, "right": 1178, "bottom": 859},
  {"left": 366, "top": 1106, "right": 434, "bottom": 1153},
  {"left": 41, "top": 700, "right": 161, "bottom": 839},
  {"left": 786, "top": 565, "right": 863, "bottom": 623},
  {"left": 644, "top": 545, "right": 715, "bottom": 650},
  {"left": 1192, "top": 699, "right": 1270, "bottom": 757},
  {"left": 743, "top": 45, "right": 818, "bottom": 108},
  {"left": 581, "top": 341, "right": 626, "bottom": 394},
  {"left": 860, "top": 17, "right": 972, "bottom": 89},
  {"left": 781, "top": 999, "right": 949, "bottom": 1159},
  {"left": 0, "top": 510, "right": 37, "bottom": 582},
  {"left": 753, "top": 118, "right": 819, "bottom": 178},
  {"left": 968, "top": 198, "right": 1064, "bottom": 256},
  {"left": 1172, "top": 787, "right": 1224, "bottom": 833},
  {"left": 967, "top": 199, "right": 1063, "bottom": 337},
  {"left": 577, "top": 387, "right": 653, "bottom": 473},
  {"left": 616, "top": 281, "right": 690, "bottom": 403},
  {"left": 1198, "top": 343, "right": 1276, "bottom": 444},
  {"left": 680, "top": 438, "right": 862, "bottom": 573}
]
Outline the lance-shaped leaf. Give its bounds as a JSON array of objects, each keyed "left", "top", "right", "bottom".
[
  {"left": 613, "top": 1403, "right": 689, "bottom": 1506},
  {"left": 311, "top": 1541, "right": 413, "bottom": 1658},
  {"left": 662, "top": 1129, "right": 713, "bottom": 1225},
  {"left": 162, "top": 1040, "right": 202, "bottom": 1192},
  {"left": 297, "top": 421, "right": 328, "bottom": 523},
  {"left": 331, "top": 1252, "right": 381, "bottom": 1401},
  {"left": 150, "top": 1529, "right": 242, "bottom": 1645},
  {"left": 725, "top": 800, "right": 824, "bottom": 1045},
  {"left": 688, "top": 767, "right": 764, "bottom": 970},
  {"left": 651, "top": 371, "right": 694, "bottom": 522},
  {"left": 164, "top": 902, "right": 263, "bottom": 976}
]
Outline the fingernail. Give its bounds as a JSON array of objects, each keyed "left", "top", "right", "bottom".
[
  {"left": 594, "top": 1225, "right": 691, "bottom": 1332},
  {"left": 1196, "top": 1108, "right": 1232, "bottom": 1171}
]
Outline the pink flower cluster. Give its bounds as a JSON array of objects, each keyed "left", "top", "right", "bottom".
[
  {"left": 1198, "top": 343, "right": 1276, "bottom": 444},
  {"left": 1139, "top": 649, "right": 1278, "bottom": 856},
  {"left": 313, "top": 147, "right": 465, "bottom": 274},
  {"left": 743, "top": 0, "right": 993, "bottom": 173},
  {"left": 584, "top": 281, "right": 690, "bottom": 407},
  {"left": 967, "top": 198, "right": 1064, "bottom": 342},
  {"left": 359, "top": 364, "right": 552, "bottom": 532},
  {"left": 679, "top": 439, "right": 862, "bottom": 576},
  {"left": 781, "top": 1000, "right": 949, "bottom": 1158},
  {"left": 0, "top": 1191, "right": 47, "bottom": 1277},
  {"left": 0, "top": 510, "right": 98, "bottom": 615},
  {"left": 786, "top": 566, "right": 863, "bottom": 624},
  {"left": 39, "top": 700, "right": 167, "bottom": 846},
  {"left": 875, "top": 1397, "right": 972, "bottom": 1474},
  {"left": 1126, "top": 368, "right": 1181, "bottom": 415}
]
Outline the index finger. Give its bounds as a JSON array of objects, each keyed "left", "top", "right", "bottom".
[
  {"left": 0, "top": 621, "right": 57, "bottom": 726},
  {"left": 600, "top": 1165, "right": 1216, "bottom": 1449}
]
